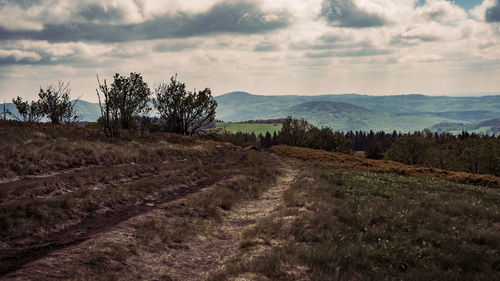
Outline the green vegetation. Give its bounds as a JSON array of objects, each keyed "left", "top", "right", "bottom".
[
  {"left": 268, "top": 101, "right": 451, "bottom": 132},
  {"left": 431, "top": 118, "right": 500, "bottom": 135},
  {"left": 211, "top": 159, "right": 500, "bottom": 280},
  {"left": 214, "top": 92, "right": 500, "bottom": 132},
  {"left": 216, "top": 122, "right": 282, "bottom": 135}
]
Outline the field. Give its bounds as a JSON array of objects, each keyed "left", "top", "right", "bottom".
[
  {"left": 216, "top": 122, "right": 282, "bottom": 135},
  {"left": 210, "top": 159, "right": 500, "bottom": 280},
  {"left": 1, "top": 120, "right": 499, "bottom": 280}
]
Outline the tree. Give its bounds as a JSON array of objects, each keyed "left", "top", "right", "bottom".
[
  {"left": 96, "top": 73, "right": 151, "bottom": 136},
  {"left": 96, "top": 75, "right": 121, "bottom": 137},
  {"left": 154, "top": 75, "right": 217, "bottom": 136},
  {"left": 11, "top": 97, "right": 43, "bottom": 122},
  {"left": 38, "top": 81, "right": 79, "bottom": 124},
  {"left": 278, "top": 117, "right": 311, "bottom": 147},
  {"left": 110, "top": 73, "right": 151, "bottom": 129}
]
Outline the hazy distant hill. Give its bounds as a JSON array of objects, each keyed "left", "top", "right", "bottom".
[
  {"left": 214, "top": 92, "right": 500, "bottom": 132},
  {"left": 2, "top": 100, "right": 101, "bottom": 122},
  {"left": 214, "top": 92, "right": 500, "bottom": 121},
  {"left": 430, "top": 118, "right": 500, "bottom": 135},
  {"left": 265, "top": 101, "right": 451, "bottom": 132},
  {"left": 2, "top": 92, "right": 499, "bottom": 132}
]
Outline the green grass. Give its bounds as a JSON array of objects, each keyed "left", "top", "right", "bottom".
[
  {"left": 216, "top": 122, "right": 282, "bottom": 135},
  {"left": 210, "top": 160, "right": 500, "bottom": 280}
]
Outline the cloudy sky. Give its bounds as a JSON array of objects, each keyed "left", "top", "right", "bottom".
[{"left": 0, "top": 0, "right": 499, "bottom": 102}]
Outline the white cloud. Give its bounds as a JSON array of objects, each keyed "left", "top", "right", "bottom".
[{"left": 0, "top": 0, "right": 499, "bottom": 100}]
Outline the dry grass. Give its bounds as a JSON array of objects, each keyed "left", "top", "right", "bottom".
[
  {"left": 270, "top": 145, "right": 500, "bottom": 188},
  {"left": 0, "top": 120, "right": 205, "bottom": 179},
  {"left": 211, "top": 159, "right": 500, "bottom": 280}
]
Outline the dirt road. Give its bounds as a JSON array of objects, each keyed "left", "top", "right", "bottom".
[{"left": 1, "top": 156, "right": 296, "bottom": 280}]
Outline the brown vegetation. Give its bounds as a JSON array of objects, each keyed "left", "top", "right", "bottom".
[
  {"left": 211, "top": 159, "right": 500, "bottom": 280},
  {"left": 0, "top": 120, "right": 281, "bottom": 278},
  {"left": 270, "top": 145, "right": 500, "bottom": 188}
]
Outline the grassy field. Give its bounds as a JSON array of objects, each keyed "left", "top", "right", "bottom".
[
  {"left": 210, "top": 158, "right": 500, "bottom": 280},
  {"left": 3, "top": 120, "right": 500, "bottom": 280},
  {"left": 216, "top": 122, "right": 282, "bottom": 135},
  {"left": 0, "top": 120, "right": 281, "bottom": 278}
]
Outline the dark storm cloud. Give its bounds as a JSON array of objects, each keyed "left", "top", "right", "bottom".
[
  {"left": 320, "top": 0, "right": 387, "bottom": 28},
  {"left": 486, "top": 0, "right": 500, "bottom": 22},
  {"left": 0, "top": 1, "right": 289, "bottom": 42}
]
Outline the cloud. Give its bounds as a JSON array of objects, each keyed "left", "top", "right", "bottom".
[
  {"left": 0, "top": 0, "right": 43, "bottom": 9},
  {"left": 254, "top": 41, "right": 280, "bottom": 52},
  {"left": 0, "top": 1, "right": 290, "bottom": 42},
  {"left": 320, "top": 0, "right": 387, "bottom": 28},
  {"left": 0, "top": 49, "right": 42, "bottom": 65},
  {"left": 304, "top": 41, "right": 391, "bottom": 58},
  {"left": 414, "top": 0, "right": 467, "bottom": 24},
  {"left": 77, "top": 3, "right": 125, "bottom": 23},
  {"left": 486, "top": 0, "right": 500, "bottom": 22},
  {"left": 153, "top": 41, "right": 200, "bottom": 52},
  {"left": 0, "top": 40, "right": 112, "bottom": 66}
]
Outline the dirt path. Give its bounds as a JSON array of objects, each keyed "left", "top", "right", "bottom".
[
  {"left": 0, "top": 175, "right": 225, "bottom": 278},
  {"left": 154, "top": 163, "right": 297, "bottom": 281},
  {"left": 2, "top": 158, "right": 297, "bottom": 281}
]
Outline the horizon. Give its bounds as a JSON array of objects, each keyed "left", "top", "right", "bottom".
[
  {"left": 3, "top": 90, "right": 500, "bottom": 105},
  {"left": 1, "top": 0, "right": 500, "bottom": 102}
]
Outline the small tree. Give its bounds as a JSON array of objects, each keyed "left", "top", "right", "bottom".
[
  {"left": 38, "top": 81, "right": 78, "bottom": 124},
  {"left": 111, "top": 73, "right": 151, "bottom": 129},
  {"left": 154, "top": 75, "right": 217, "bottom": 136},
  {"left": 11, "top": 97, "right": 43, "bottom": 122},
  {"left": 96, "top": 73, "right": 151, "bottom": 136},
  {"left": 96, "top": 75, "right": 121, "bottom": 137}
]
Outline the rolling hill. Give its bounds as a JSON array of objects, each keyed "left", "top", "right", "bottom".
[
  {"left": 214, "top": 92, "right": 500, "bottom": 122},
  {"left": 430, "top": 118, "right": 500, "bottom": 134},
  {"left": 2, "top": 100, "right": 101, "bottom": 122},
  {"left": 214, "top": 92, "right": 500, "bottom": 132},
  {"left": 2, "top": 92, "right": 499, "bottom": 132},
  {"left": 265, "top": 101, "right": 451, "bottom": 132}
]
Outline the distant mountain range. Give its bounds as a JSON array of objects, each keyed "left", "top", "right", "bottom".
[
  {"left": 2, "top": 92, "right": 499, "bottom": 133},
  {"left": 215, "top": 92, "right": 500, "bottom": 132}
]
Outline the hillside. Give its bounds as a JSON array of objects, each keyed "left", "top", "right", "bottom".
[
  {"left": 214, "top": 92, "right": 500, "bottom": 122},
  {"left": 266, "top": 101, "right": 450, "bottom": 132},
  {"left": 430, "top": 118, "right": 500, "bottom": 134},
  {"left": 3, "top": 92, "right": 499, "bottom": 131},
  {"left": 3, "top": 100, "right": 101, "bottom": 122},
  {"left": 1, "top": 121, "right": 499, "bottom": 280}
]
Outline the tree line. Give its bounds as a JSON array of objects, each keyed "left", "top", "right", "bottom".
[
  {"left": 10, "top": 73, "right": 217, "bottom": 137},
  {"left": 207, "top": 117, "right": 500, "bottom": 177}
]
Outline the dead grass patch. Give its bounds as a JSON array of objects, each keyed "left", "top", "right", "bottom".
[{"left": 270, "top": 145, "right": 500, "bottom": 188}]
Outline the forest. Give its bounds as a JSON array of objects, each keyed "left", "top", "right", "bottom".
[{"left": 205, "top": 117, "right": 500, "bottom": 177}]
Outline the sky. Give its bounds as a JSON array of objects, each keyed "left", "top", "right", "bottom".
[{"left": 0, "top": 0, "right": 499, "bottom": 102}]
